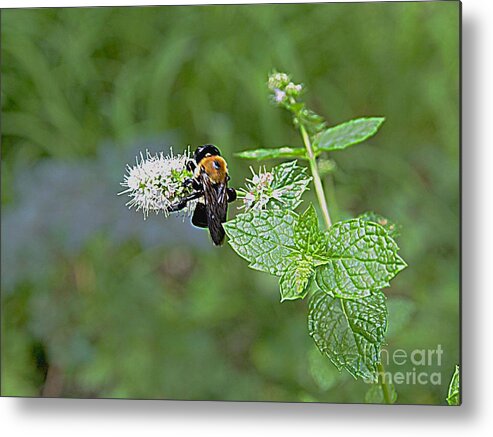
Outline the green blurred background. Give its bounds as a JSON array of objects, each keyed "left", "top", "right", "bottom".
[{"left": 1, "top": 2, "right": 459, "bottom": 404}]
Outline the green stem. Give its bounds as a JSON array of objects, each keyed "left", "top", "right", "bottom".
[
  {"left": 299, "top": 124, "right": 332, "bottom": 228},
  {"left": 376, "top": 362, "right": 393, "bottom": 404}
]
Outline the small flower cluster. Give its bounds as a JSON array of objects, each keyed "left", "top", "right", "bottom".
[
  {"left": 239, "top": 166, "right": 288, "bottom": 211},
  {"left": 119, "top": 149, "right": 195, "bottom": 218},
  {"left": 267, "top": 71, "right": 303, "bottom": 105}
]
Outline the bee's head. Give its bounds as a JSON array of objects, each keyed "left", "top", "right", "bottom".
[{"left": 194, "top": 144, "right": 221, "bottom": 164}]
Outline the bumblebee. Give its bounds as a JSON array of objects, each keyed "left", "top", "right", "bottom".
[{"left": 169, "top": 145, "right": 236, "bottom": 245}]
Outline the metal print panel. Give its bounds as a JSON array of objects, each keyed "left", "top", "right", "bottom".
[{"left": 1, "top": 1, "right": 461, "bottom": 405}]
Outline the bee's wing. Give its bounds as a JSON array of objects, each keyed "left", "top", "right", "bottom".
[{"left": 201, "top": 175, "right": 228, "bottom": 246}]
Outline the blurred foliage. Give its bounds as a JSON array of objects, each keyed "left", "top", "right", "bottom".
[{"left": 1, "top": 2, "right": 459, "bottom": 404}]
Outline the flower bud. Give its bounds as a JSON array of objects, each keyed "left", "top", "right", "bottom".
[
  {"left": 267, "top": 72, "right": 303, "bottom": 106},
  {"left": 267, "top": 72, "right": 290, "bottom": 91}
]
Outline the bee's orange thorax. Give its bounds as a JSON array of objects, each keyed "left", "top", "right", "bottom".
[{"left": 199, "top": 156, "right": 228, "bottom": 184}]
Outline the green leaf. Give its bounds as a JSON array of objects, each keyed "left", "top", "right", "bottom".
[
  {"left": 315, "top": 219, "right": 407, "bottom": 298},
  {"left": 279, "top": 258, "right": 314, "bottom": 301},
  {"left": 279, "top": 205, "right": 328, "bottom": 301},
  {"left": 223, "top": 209, "right": 297, "bottom": 276},
  {"left": 365, "top": 383, "right": 397, "bottom": 404},
  {"left": 446, "top": 365, "right": 460, "bottom": 406},
  {"left": 314, "top": 117, "right": 385, "bottom": 153},
  {"left": 294, "top": 204, "right": 327, "bottom": 263},
  {"left": 269, "top": 161, "right": 311, "bottom": 210},
  {"left": 226, "top": 213, "right": 406, "bottom": 303},
  {"left": 359, "top": 211, "right": 401, "bottom": 239},
  {"left": 235, "top": 147, "right": 307, "bottom": 160},
  {"left": 308, "top": 290, "right": 388, "bottom": 381},
  {"left": 225, "top": 205, "right": 326, "bottom": 302}
]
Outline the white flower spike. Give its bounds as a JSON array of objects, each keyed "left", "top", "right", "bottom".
[{"left": 119, "top": 149, "right": 195, "bottom": 218}]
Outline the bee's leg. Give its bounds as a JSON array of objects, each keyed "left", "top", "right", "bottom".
[
  {"left": 183, "top": 177, "right": 193, "bottom": 188},
  {"left": 192, "top": 179, "right": 202, "bottom": 191},
  {"left": 167, "top": 198, "right": 188, "bottom": 213},
  {"left": 182, "top": 177, "right": 202, "bottom": 192},
  {"left": 186, "top": 160, "right": 196, "bottom": 172},
  {"left": 227, "top": 188, "right": 237, "bottom": 203},
  {"left": 167, "top": 191, "right": 203, "bottom": 213},
  {"left": 183, "top": 161, "right": 198, "bottom": 187}
]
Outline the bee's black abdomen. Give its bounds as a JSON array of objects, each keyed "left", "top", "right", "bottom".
[{"left": 191, "top": 203, "right": 208, "bottom": 228}]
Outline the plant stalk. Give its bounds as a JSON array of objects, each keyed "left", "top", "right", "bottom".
[
  {"left": 299, "top": 124, "right": 332, "bottom": 228},
  {"left": 376, "top": 362, "right": 393, "bottom": 404}
]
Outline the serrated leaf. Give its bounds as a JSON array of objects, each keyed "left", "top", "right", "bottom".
[
  {"left": 315, "top": 219, "right": 407, "bottom": 298},
  {"left": 294, "top": 205, "right": 327, "bottom": 263},
  {"left": 279, "top": 205, "right": 328, "bottom": 301},
  {"left": 223, "top": 210, "right": 297, "bottom": 276},
  {"left": 359, "top": 211, "right": 401, "bottom": 239},
  {"left": 225, "top": 204, "right": 328, "bottom": 301},
  {"left": 365, "top": 383, "right": 397, "bottom": 404},
  {"left": 235, "top": 147, "right": 307, "bottom": 160},
  {"left": 314, "top": 117, "right": 385, "bottom": 153},
  {"left": 269, "top": 161, "right": 311, "bottom": 210},
  {"left": 446, "top": 365, "right": 460, "bottom": 406},
  {"left": 279, "top": 258, "right": 314, "bottom": 301},
  {"left": 308, "top": 290, "right": 388, "bottom": 381}
]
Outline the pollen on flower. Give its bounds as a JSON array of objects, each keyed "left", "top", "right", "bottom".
[{"left": 119, "top": 149, "right": 195, "bottom": 219}]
